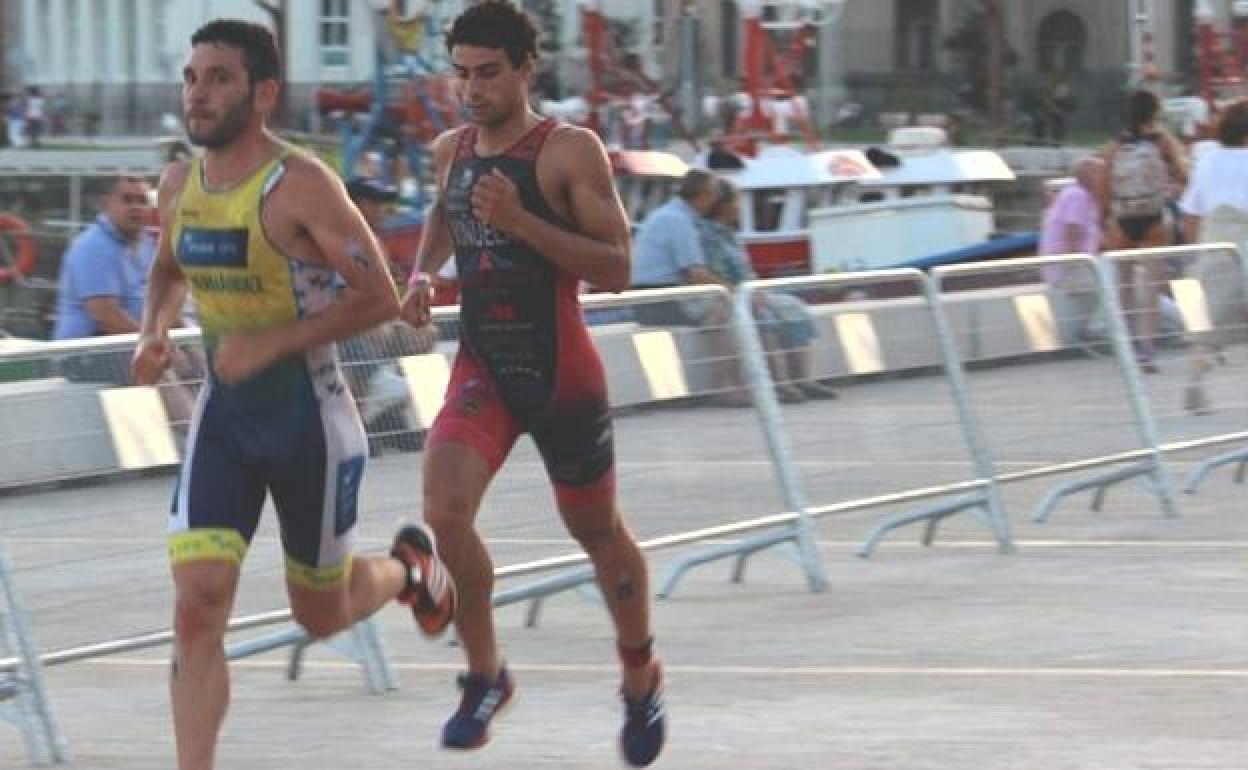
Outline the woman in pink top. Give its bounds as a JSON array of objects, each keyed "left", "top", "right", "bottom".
[{"left": 1040, "top": 157, "right": 1104, "bottom": 347}]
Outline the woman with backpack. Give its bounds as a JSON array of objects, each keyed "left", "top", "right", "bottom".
[{"left": 1101, "top": 89, "right": 1188, "bottom": 371}]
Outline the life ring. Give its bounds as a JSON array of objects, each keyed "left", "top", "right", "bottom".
[{"left": 0, "top": 213, "right": 35, "bottom": 285}]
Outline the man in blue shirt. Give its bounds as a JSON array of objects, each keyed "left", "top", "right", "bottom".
[
  {"left": 54, "top": 175, "right": 155, "bottom": 341},
  {"left": 630, "top": 168, "right": 750, "bottom": 405},
  {"left": 631, "top": 168, "right": 719, "bottom": 290},
  {"left": 53, "top": 175, "right": 159, "bottom": 385}
]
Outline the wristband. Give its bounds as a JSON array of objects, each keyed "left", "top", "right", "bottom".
[{"left": 407, "top": 270, "right": 433, "bottom": 290}]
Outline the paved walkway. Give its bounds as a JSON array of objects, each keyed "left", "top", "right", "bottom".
[{"left": 2, "top": 361, "right": 1246, "bottom": 768}]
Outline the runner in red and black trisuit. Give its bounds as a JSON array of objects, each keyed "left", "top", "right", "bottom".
[{"left": 398, "top": 2, "right": 665, "bottom": 766}]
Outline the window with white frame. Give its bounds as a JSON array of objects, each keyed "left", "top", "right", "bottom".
[{"left": 320, "top": 0, "right": 351, "bottom": 69}]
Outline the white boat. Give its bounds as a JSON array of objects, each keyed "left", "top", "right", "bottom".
[
  {"left": 696, "top": 143, "right": 881, "bottom": 277},
  {"left": 810, "top": 127, "right": 1019, "bottom": 273}
]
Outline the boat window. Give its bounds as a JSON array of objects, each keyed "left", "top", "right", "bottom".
[{"left": 753, "top": 192, "right": 785, "bottom": 232}]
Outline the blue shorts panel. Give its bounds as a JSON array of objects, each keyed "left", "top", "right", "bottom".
[{"left": 170, "top": 376, "right": 368, "bottom": 575}]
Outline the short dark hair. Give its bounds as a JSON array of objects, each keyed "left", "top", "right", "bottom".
[
  {"left": 708, "top": 177, "right": 739, "bottom": 219},
  {"left": 678, "top": 169, "right": 717, "bottom": 202},
  {"left": 1126, "top": 89, "right": 1160, "bottom": 133},
  {"left": 191, "top": 19, "right": 281, "bottom": 84},
  {"left": 446, "top": 0, "right": 539, "bottom": 69},
  {"left": 1217, "top": 99, "right": 1248, "bottom": 147}
]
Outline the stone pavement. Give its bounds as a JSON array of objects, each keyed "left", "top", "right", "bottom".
[{"left": 1, "top": 365, "right": 1246, "bottom": 769}]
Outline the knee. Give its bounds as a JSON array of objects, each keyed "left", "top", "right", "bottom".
[
  {"left": 566, "top": 513, "right": 625, "bottom": 555},
  {"left": 423, "top": 491, "right": 478, "bottom": 538},
  {"left": 173, "top": 580, "right": 233, "bottom": 643},
  {"left": 291, "top": 607, "right": 348, "bottom": 641}
]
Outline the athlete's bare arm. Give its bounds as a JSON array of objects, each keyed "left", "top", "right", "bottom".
[
  {"left": 416, "top": 132, "right": 458, "bottom": 276},
  {"left": 132, "top": 160, "right": 191, "bottom": 385},
  {"left": 1158, "top": 130, "right": 1189, "bottom": 187},
  {"left": 212, "top": 154, "right": 400, "bottom": 384},
  {"left": 472, "top": 125, "right": 631, "bottom": 291},
  {"left": 401, "top": 130, "right": 457, "bottom": 327}
]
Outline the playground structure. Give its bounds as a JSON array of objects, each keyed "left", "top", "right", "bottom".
[
  {"left": 727, "top": 0, "right": 827, "bottom": 153},
  {"left": 572, "top": 0, "right": 698, "bottom": 150},
  {"left": 1193, "top": 0, "right": 1248, "bottom": 110},
  {"left": 315, "top": 1, "right": 461, "bottom": 202}
]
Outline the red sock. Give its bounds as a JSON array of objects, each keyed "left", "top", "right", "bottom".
[{"left": 617, "top": 636, "right": 655, "bottom": 669}]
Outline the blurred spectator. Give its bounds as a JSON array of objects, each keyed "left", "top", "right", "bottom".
[
  {"left": 52, "top": 174, "right": 197, "bottom": 422},
  {"left": 48, "top": 92, "right": 70, "bottom": 136},
  {"left": 53, "top": 176, "right": 155, "bottom": 343},
  {"left": 632, "top": 168, "right": 750, "bottom": 406},
  {"left": 1175, "top": 98, "right": 1248, "bottom": 414},
  {"left": 1039, "top": 157, "right": 1106, "bottom": 348},
  {"left": 632, "top": 168, "right": 719, "bottom": 291},
  {"left": 4, "top": 92, "right": 25, "bottom": 148},
  {"left": 698, "top": 177, "right": 837, "bottom": 403},
  {"left": 342, "top": 176, "right": 435, "bottom": 452},
  {"left": 705, "top": 137, "right": 745, "bottom": 170},
  {"left": 1101, "top": 89, "right": 1188, "bottom": 371},
  {"left": 23, "top": 87, "right": 44, "bottom": 148}
]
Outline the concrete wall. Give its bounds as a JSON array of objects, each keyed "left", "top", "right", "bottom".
[{"left": 0, "top": 281, "right": 1079, "bottom": 489}]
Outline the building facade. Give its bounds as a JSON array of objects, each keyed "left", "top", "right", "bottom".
[
  {"left": 7, "top": 0, "right": 1248, "bottom": 137},
  {"left": 11, "top": 0, "right": 474, "bottom": 135}
]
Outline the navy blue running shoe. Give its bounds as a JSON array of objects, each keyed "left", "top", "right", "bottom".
[
  {"left": 442, "top": 666, "right": 515, "bottom": 750},
  {"left": 620, "top": 665, "right": 666, "bottom": 767}
]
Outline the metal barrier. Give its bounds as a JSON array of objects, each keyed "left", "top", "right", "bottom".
[
  {"left": 0, "top": 327, "right": 403, "bottom": 696},
  {"left": 7, "top": 253, "right": 1246, "bottom": 733},
  {"left": 1095, "top": 244, "right": 1248, "bottom": 493},
  {"left": 2, "top": 285, "right": 817, "bottom": 680},
  {"left": 429, "top": 286, "right": 840, "bottom": 624},
  {"left": 0, "top": 331, "right": 200, "bottom": 488},
  {"left": 929, "top": 254, "right": 1177, "bottom": 522},
  {"left": 0, "top": 544, "right": 67, "bottom": 765},
  {"left": 660, "top": 269, "right": 1012, "bottom": 599}
]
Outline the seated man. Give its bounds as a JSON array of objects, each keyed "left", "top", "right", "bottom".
[
  {"left": 1039, "top": 157, "right": 1106, "bottom": 350},
  {"left": 631, "top": 168, "right": 747, "bottom": 406},
  {"left": 698, "top": 177, "right": 837, "bottom": 403},
  {"left": 52, "top": 174, "right": 198, "bottom": 423}
]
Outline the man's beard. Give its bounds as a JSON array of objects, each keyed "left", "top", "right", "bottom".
[{"left": 186, "top": 94, "right": 254, "bottom": 149}]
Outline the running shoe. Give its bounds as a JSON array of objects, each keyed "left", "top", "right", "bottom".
[
  {"left": 442, "top": 666, "right": 516, "bottom": 750},
  {"left": 620, "top": 664, "right": 666, "bottom": 767},
  {"left": 390, "top": 522, "right": 456, "bottom": 637}
]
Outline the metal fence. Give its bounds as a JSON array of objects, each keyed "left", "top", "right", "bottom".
[
  {"left": 2, "top": 251, "right": 1247, "bottom": 764},
  {"left": 660, "top": 268, "right": 1014, "bottom": 600},
  {"left": 930, "top": 254, "right": 1177, "bottom": 524},
  {"left": 1097, "top": 244, "right": 1248, "bottom": 492}
]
